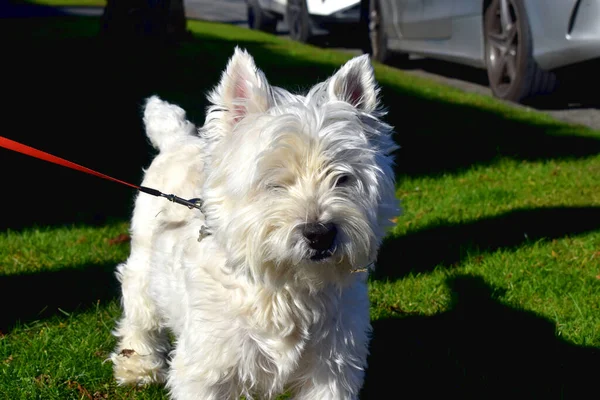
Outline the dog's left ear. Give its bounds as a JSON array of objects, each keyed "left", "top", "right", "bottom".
[
  {"left": 209, "top": 47, "right": 274, "bottom": 129},
  {"left": 327, "top": 55, "right": 379, "bottom": 113}
]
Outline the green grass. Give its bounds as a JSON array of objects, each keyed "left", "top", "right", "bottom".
[{"left": 1, "top": 13, "right": 599, "bottom": 399}]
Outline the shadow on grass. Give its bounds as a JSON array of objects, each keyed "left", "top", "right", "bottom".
[
  {"left": 1, "top": 14, "right": 599, "bottom": 231},
  {"left": 374, "top": 206, "right": 600, "bottom": 281},
  {"left": 0, "top": 262, "right": 119, "bottom": 332},
  {"left": 361, "top": 274, "right": 600, "bottom": 399},
  {"left": 384, "top": 82, "right": 600, "bottom": 177},
  {"left": 0, "top": 0, "right": 73, "bottom": 17}
]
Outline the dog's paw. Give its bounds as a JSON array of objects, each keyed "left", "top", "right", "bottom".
[{"left": 110, "top": 348, "right": 167, "bottom": 386}]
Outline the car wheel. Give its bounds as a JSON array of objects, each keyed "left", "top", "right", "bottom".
[
  {"left": 247, "top": 0, "right": 278, "bottom": 34},
  {"left": 287, "top": 0, "right": 311, "bottom": 43},
  {"left": 484, "top": 0, "right": 557, "bottom": 103},
  {"left": 359, "top": 0, "right": 372, "bottom": 55},
  {"left": 367, "top": 0, "right": 389, "bottom": 63},
  {"left": 366, "top": 0, "right": 408, "bottom": 64}
]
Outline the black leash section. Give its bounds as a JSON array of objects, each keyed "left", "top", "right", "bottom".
[
  {"left": 138, "top": 186, "right": 204, "bottom": 210},
  {"left": 0, "top": 135, "right": 203, "bottom": 211}
]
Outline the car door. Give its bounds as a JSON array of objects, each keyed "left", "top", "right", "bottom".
[
  {"left": 419, "top": 0, "right": 453, "bottom": 38},
  {"left": 396, "top": 0, "right": 424, "bottom": 39}
]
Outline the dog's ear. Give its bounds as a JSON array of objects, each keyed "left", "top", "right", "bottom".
[
  {"left": 327, "top": 55, "right": 379, "bottom": 113},
  {"left": 208, "top": 47, "right": 274, "bottom": 128}
]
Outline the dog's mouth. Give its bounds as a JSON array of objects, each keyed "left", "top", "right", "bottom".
[{"left": 309, "top": 248, "right": 335, "bottom": 262}]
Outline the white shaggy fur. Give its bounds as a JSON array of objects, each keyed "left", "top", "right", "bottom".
[{"left": 110, "top": 48, "right": 399, "bottom": 400}]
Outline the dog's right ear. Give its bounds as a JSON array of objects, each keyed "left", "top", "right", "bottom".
[
  {"left": 207, "top": 47, "right": 274, "bottom": 130},
  {"left": 327, "top": 54, "right": 379, "bottom": 113}
]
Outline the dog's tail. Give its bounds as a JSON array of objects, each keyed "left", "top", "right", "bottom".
[{"left": 143, "top": 96, "right": 197, "bottom": 152}]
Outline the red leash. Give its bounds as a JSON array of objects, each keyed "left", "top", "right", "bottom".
[
  {"left": 0, "top": 136, "right": 140, "bottom": 190},
  {"left": 0, "top": 136, "right": 203, "bottom": 210}
]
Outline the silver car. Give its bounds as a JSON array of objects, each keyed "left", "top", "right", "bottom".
[{"left": 365, "top": 0, "right": 600, "bottom": 103}]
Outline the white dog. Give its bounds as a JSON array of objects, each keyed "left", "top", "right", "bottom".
[{"left": 110, "top": 48, "right": 399, "bottom": 400}]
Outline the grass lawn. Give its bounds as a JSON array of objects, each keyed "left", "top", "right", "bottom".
[{"left": 1, "top": 10, "right": 599, "bottom": 400}]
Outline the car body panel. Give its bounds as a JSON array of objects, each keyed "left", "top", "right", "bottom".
[
  {"left": 306, "top": 0, "right": 361, "bottom": 16},
  {"left": 257, "top": 0, "right": 287, "bottom": 16},
  {"left": 256, "top": 0, "right": 361, "bottom": 20},
  {"left": 398, "top": 0, "right": 424, "bottom": 38},
  {"left": 381, "top": 0, "right": 484, "bottom": 67},
  {"left": 420, "top": 0, "right": 453, "bottom": 39},
  {"left": 388, "top": 13, "right": 485, "bottom": 67},
  {"left": 525, "top": 0, "right": 600, "bottom": 70}
]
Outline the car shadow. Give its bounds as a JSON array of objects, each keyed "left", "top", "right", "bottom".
[
  {"left": 360, "top": 274, "right": 600, "bottom": 399},
  {"left": 381, "top": 81, "right": 600, "bottom": 178},
  {"left": 385, "top": 56, "right": 599, "bottom": 111},
  {"left": 373, "top": 206, "right": 600, "bottom": 282}
]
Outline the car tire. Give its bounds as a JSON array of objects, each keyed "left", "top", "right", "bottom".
[
  {"left": 366, "top": 0, "right": 389, "bottom": 63},
  {"left": 366, "top": 0, "right": 408, "bottom": 65},
  {"left": 287, "top": 0, "right": 311, "bottom": 43},
  {"left": 247, "top": 0, "right": 278, "bottom": 34},
  {"left": 358, "top": 0, "right": 372, "bottom": 55},
  {"left": 484, "top": 0, "right": 557, "bottom": 103}
]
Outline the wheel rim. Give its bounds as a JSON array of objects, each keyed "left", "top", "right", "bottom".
[
  {"left": 369, "top": 5, "right": 381, "bottom": 59},
  {"left": 288, "top": 0, "right": 303, "bottom": 39},
  {"left": 485, "top": 0, "right": 521, "bottom": 97}
]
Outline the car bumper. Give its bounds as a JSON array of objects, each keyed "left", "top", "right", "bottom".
[
  {"left": 528, "top": 0, "right": 600, "bottom": 70},
  {"left": 311, "top": 3, "right": 361, "bottom": 27}
]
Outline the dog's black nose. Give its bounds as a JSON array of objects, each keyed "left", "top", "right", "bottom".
[{"left": 302, "top": 222, "right": 337, "bottom": 252}]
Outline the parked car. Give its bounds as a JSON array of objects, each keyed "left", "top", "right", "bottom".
[
  {"left": 247, "top": 0, "right": 363, "bottom": 42},
  {"left": 365, "top": 0, "right": 600, "bottom": 103}
]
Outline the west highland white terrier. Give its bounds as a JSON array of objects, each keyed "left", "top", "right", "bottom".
[{"left": 110, "top": 48, "right": 399, "bottom": 400}]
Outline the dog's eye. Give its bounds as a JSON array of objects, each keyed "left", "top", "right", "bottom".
[
  {"left": 334, "top": 174, "right": 351, "bottom": 188},
  {"left": 267, "top": 183, "right": 286, "bottom": 191}
]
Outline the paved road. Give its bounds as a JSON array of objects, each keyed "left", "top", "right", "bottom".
[
  {"left": 184, "top": 0, "right": 599, "bottom": 131},
  {"left": 185, "top": 0, "right": 248, "bottom": 24}
]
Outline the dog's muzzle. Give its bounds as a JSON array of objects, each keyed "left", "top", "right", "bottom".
[{"left": 302, "top": 222, "right": 337, "bottom": 261}]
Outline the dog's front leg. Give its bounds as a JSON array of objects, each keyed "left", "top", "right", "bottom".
[
  {"left": 293, "top": 284, "right": 370, "bottom": 400},
  {"left": 110, "top": 253, "right": 170, "bottom": 385},
  {"left": 167, "top": 336, "right": 240, "bottom": 400},
  {"left": 292, "top": 362, "right": 364, "bottom": 400},
  {"left": 167, "top": 377, "right": 236, "bottom": 400},
  {"left": 293, "top": 342, "right": 367, "bottom": 400}
]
